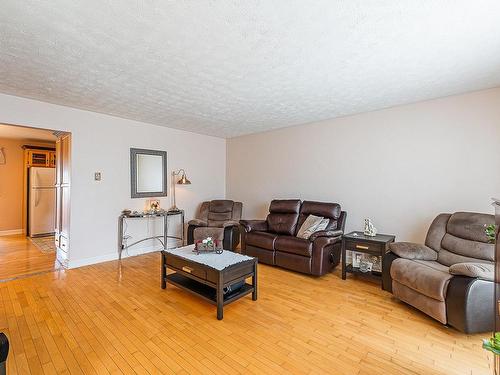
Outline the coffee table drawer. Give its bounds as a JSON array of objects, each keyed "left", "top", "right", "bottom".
[
  {"left": 344, "top": 240, "right": 383, "bottom": 255},
  {"left": 167, "top": 256, "right": 207, "bottom": 280}
]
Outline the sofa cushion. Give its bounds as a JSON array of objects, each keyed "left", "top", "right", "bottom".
[
  {"left": 245, "top": 245, "right": 274, "bottom": 265},
  {"left": 267, "top": 214, "right": 299, "bottom": 235},
  {"left": 193, "top": 227, "right": 224, "bottom": 241},
  {"left": 449, "top": 262, "right": 494, "bottom": 281},
  {"left": 188, "top": 218, "right": 208, "bottom": 227},
  {"left": 438, "top": 233, "right": 494, "bottom": 266},
  {"left": 389, "top": 242, "right": 437, "bottom": 260},
  {"left": 275, "top": 251, "right": 311, "bottom": 274},
  {"left": 267, "top": 199, "right": 301, "bottom": 235},
  {"left": 245, "top": 231, "right": 278, "bottom": 250},
  {"left": 296, "top": 201, "right": 341, "bottom": 233},
  {"left": 209, "top": 200, "right": 234, "bottom": 213},
  {"left": 207, "top": 200, "right": 234, "bottom": 227},
  {"left": 424, "top": 213, "right": 451, "bottom": 252},
  {"left": 413, "top": 260, "right": 450, "bottom": 272},
  {"left": 436, "top": 212, "right": 495, "bottom": 266},
  {"left": 269, "top": 199, "right": 301, "bottom": 214},
  {"left": 390, "top": 258, "right": 452, "bottom": 301},
  {"left": 447, "top": 212, "right": 493, "bottom": 243},
  {"left": 275, "top": 236, "right": 312, "bottom": 257},
  {"left": 392, "top": 280, "right": 447, "bottom": 324}
]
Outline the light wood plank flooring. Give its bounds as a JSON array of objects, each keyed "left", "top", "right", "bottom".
[
  {"left": 0, "top": 235, "right": 58, "bottom": 281},
  {"left": 0, "top": 252, "right": 492, "bottom": 374}
]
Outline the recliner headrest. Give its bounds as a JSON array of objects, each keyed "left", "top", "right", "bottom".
[
  {"left": 209, "top": 200, "right": 234, "bottom": 213},
  {"left": 301, "top": 201, "right": 341, "bottom": 219},
  {"left": 447, "top": 212, "right": 494, "bottom": 243},
  {"left": 269, "top": 199, "right": 301, "bottom": 214}
]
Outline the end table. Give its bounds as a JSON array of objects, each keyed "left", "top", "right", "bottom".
[{"left": 341, "top": 231, "right": 395, "bottom": 288}]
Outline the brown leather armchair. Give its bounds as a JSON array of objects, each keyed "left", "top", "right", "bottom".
[
  {"left": 187, "top": 200, "right": 243, "bottom": 251},
  {"left": 240, "top": 199, "right": 346, "bottom": 276}
]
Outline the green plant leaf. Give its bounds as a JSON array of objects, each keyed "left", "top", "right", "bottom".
[{"left": 485, "top": 224, "right": 496, "bottom": 243}]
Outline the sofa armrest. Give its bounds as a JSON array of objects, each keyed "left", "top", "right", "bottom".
[
  {"left": 239, "top": 220, "right": 268, "bottom": 232},
  {"left": 188, "top": 219, "right": 207, "bottom": 227},
  {"left": 382, "top": 252, "right": 400, "bottom": 292},
  {"left": 223, "top": 220, "right": 241, "bottom": 228},
  {"left": 389, "top": 242, "right": 437, "bottom": 260},
  {"left": 449, "top": 262, "right": 494, "bottom": 281},
  {"left": 309, "top": 230, "right": 343, "bottom": 242},
  {"left": 446, "top": 276, "right": 494, "bottom": 333}
]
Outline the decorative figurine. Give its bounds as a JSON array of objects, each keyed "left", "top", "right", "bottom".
[
  {"left": 364, "top": 218, "right": 377, "bottom": 237},
  {"left": 149, "top": 199, "right": 161, "bottom": 212}
]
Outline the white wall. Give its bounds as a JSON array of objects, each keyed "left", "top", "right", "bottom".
[
  {"left": 227, "top": 88, "right": 500, "bottom": 242},
  {"left": 0, "top": 93, "right": 226, "bottom": 268}
]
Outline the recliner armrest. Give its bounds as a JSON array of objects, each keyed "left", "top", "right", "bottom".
[
  {"left": 446, "top": 276, "right": 494, "bottom": 333},
  {"left": 223, "top": 220, "right": 241, "bottom": 228},
  {"left": 309, "top": 230, "right": 343, "bottom": 242},
  {"left": 188, "top": 219, "right": 208, "bottom": 227},
  {"left": 389, "top": 242, "right": 437, "bottom": 260},
  {"left": 239, "top": 219, "right": 268, "bottom": 232},
  {"left": 449, "top": 262, "right": 494, "bottom": 281}
]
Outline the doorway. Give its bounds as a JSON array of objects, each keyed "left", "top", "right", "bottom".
[{"left": 0, "top": 123, "right": 70, "bottom": 281}]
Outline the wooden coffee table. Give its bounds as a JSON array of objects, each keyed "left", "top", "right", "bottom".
[{"left": 161, "top": 245, "right": 258, "bottom": 320}]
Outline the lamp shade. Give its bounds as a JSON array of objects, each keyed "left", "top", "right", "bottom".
[{"left": 177, "top": 173, "right": 191, "bottom": 185}]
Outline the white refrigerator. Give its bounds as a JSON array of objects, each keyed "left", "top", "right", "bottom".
[{"left": 29, "top": 167, "right": 56, "bottom": 237}]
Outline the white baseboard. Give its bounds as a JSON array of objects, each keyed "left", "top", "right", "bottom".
[
  {"left": 0, "top": 229, "right": 23, "bottom": 236},
  {"left": 67, "top": 245, "right": 161, "bottom": 269}
]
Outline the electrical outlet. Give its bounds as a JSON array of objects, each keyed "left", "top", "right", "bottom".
[{"left": 94, "top": 172, "right": 102, "bottom": 181}]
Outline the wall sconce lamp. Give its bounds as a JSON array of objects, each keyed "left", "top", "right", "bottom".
[{"left": 169, "top": 169, "right": 191, "bottom": 212}]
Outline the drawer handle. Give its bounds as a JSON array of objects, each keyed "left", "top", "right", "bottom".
[
  {"left": 355, "top": 245, "right": 369, "bottom": 250},
  {"left": 182, "top": 266, "right": 193, "bottom": 273}
]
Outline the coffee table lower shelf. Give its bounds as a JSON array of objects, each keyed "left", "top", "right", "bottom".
[{"left": 166, "top": 273, "right": 254, "bottom": 306}]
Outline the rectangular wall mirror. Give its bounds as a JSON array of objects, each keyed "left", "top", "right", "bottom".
[{"left": 130, "top": 148, "right": 167, "bottom": 198}]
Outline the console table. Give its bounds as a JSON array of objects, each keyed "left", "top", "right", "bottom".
[{"left": 118, "top": 210, "right": 184, "bottom": 260}]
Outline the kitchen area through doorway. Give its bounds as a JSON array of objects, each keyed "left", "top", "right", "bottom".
[{"left": 0, "top": 124, "right": 71, "bottom": 281}]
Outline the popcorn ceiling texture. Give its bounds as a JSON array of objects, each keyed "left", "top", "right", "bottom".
[{"left": 1, "top": 1, "right": 500, "bottom": 138}]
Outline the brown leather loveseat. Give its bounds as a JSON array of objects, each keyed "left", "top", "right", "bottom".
[{"left": 240, "top": 199, "right": 346, "bottom": 276}]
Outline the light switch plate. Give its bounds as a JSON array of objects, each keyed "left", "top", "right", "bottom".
[{"left": 94, "top": 172, "right": 102, "bottom": 181}]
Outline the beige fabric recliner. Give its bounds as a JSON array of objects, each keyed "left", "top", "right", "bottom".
[{"left": 382, "top": 212, "right": 495, "bottom": 333}]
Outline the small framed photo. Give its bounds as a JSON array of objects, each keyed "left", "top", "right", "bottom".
[
  {"left": 352, "top": 252, "right": 363, "bottom": 268},
  {"left": 371, "top": 255, "right": 382, "bottom": 272}
]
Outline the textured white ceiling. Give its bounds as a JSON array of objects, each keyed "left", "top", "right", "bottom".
[{"left": 1, "top": 1, "right": 500, "bottom": 138}]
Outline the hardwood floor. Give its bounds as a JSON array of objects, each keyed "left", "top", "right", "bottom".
[
  {"left": 0, "top": 235, "right": 59, "bottom": 281},
  {"left": 0, "top": 251, "right": 491, "bottom": 374}
]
